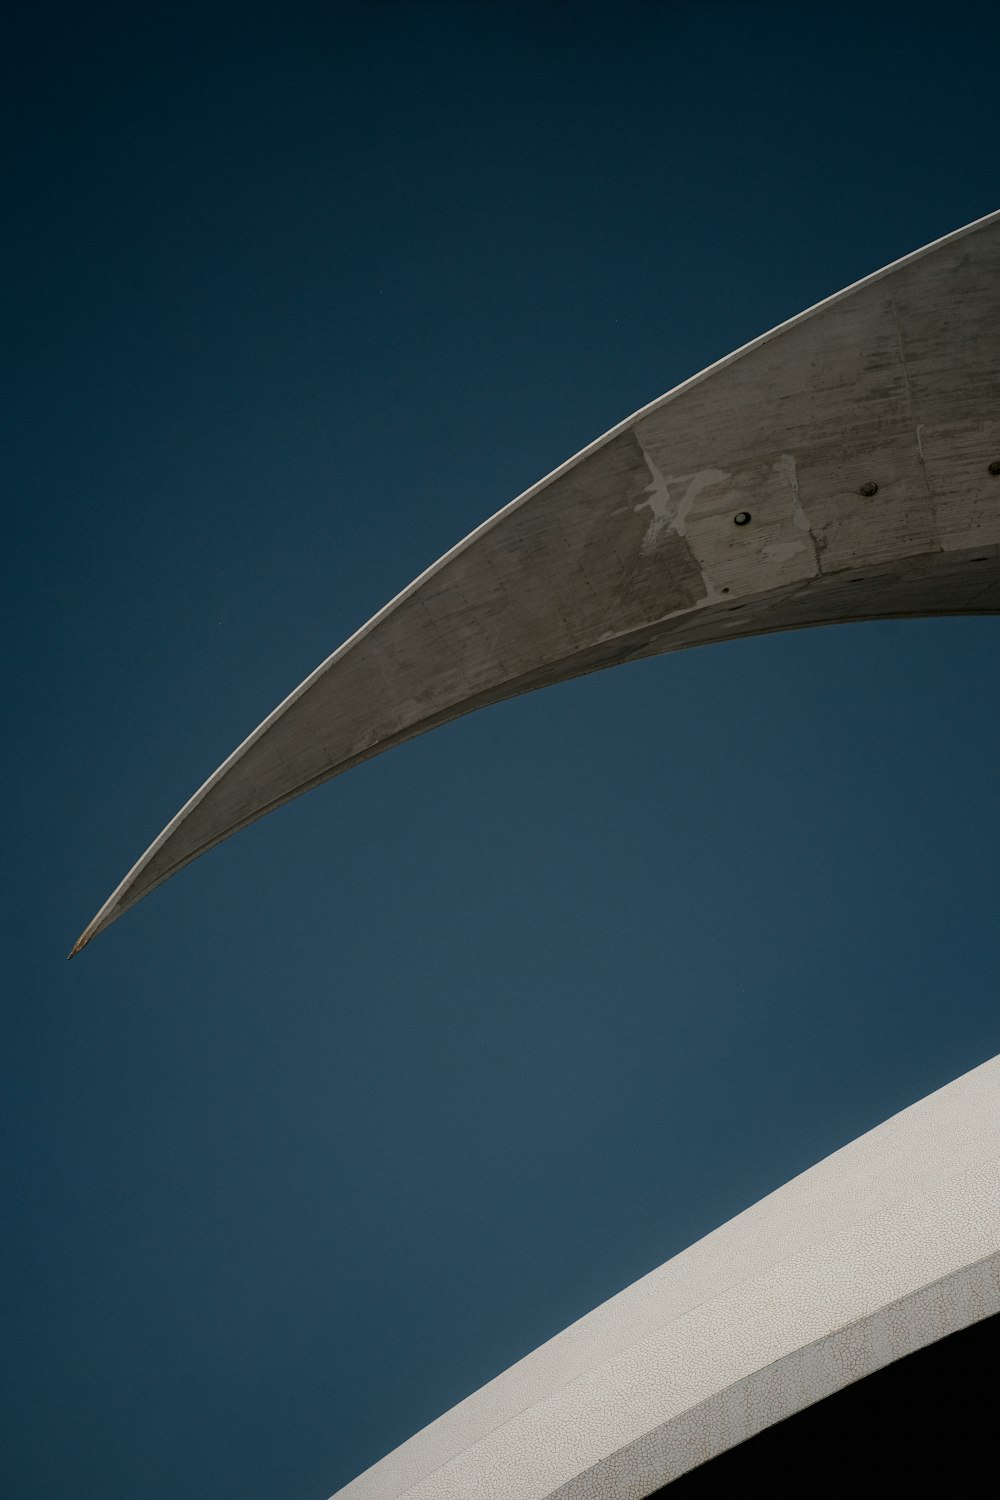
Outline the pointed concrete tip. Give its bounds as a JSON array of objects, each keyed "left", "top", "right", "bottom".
[
  {"left": 68, "top": 916, "right": 101, "bottom": 959},
  {"left": 68, "top": 934, "right": 87, "bottom": 960}
]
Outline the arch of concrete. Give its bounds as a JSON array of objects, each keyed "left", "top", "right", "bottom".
[{"left": 73, "top": 209, "right": 1000, "bottom": 954}]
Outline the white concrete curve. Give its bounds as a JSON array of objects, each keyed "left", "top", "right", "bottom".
[{"left": 331, "top": 1054, "right": 1000, "bottom": 1498}]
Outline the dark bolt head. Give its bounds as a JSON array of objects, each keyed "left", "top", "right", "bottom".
[
  {"left": 989, "top": 461, "right": 1000, "bottom": 476},
  {"left": 733, "top": 511, "right": 751, "bottom": 526},
  {"left": 859, "top": 481, "right": 879, "bottom": 498}
]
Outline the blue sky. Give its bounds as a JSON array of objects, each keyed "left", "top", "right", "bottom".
[{"left": 4, "top": 3, "right": 999, "bottom": 1497}]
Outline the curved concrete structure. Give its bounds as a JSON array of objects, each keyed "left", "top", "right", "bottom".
[
  {"left": 330, "top": 1054, "right": 1000, "bottom": 1498},
  {"left": 73, "top": 208, "right": 1000, "bottom": 952}
]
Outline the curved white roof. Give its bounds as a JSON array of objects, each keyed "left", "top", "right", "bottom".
[{"left": 332, "top": 1052, "right": 1000, "bottom": 1497}]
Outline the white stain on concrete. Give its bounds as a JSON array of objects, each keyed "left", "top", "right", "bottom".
[
  {"left": 779, "top": 452, "right": 812, "bottom": 533},
  {"left": 763, "top": 540, "right": 810, "bottom": 562},
  {"left": 635, "top": 453, "right": 730, "bottom": 554},
  {"left": 778, "top": 451, "right": 819, "bottom": 572},
  {"left": 633, "top": 452, "right": 674, "bottom": 552}
]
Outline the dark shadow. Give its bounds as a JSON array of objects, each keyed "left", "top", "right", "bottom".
[{"left": 650, "top": 1311, "right": 998, "bottom": 1495}]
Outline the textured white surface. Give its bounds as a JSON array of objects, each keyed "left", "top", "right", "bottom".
[
  {"left": 332, "top": 1054, "right": 1000, "bottom": 1497},
  {"left": 75, "top": 208, "right": 1000, "bottom": 950}
]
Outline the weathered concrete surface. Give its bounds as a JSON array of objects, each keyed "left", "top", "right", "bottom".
[
  {"left": 330, "top": 1055, "right": 1000, "bottom": 1498},
  {"left": 73, "top": 209, "right": 1000, "bottom": 951}
]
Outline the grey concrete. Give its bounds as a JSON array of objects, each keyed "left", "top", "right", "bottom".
[
  {"left": 330, "top": 1054, "right": 1000, "bottom": 1498},
  {"left": 73, "top": 207, "right": 1000, "bottom": 950}
]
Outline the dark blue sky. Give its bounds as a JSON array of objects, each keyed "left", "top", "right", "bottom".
[{"left": 5, "top": 4, "right": 999, "bottom": 1497}]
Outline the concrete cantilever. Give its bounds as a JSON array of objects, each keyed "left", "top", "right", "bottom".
[
  {"left": 72, "top": 209, "right": 1000, "bottom": 951},
  {"left": 328, "top": 1054, "right": 1000, "bottom": 1498}
]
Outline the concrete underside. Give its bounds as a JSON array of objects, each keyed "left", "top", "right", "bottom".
[
  {"left": 331, "top": 1055, "right": 1000, "bottom": 1499},
  {"left": 74, "top": 208, "right": 1000, "bottom": 952}
]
